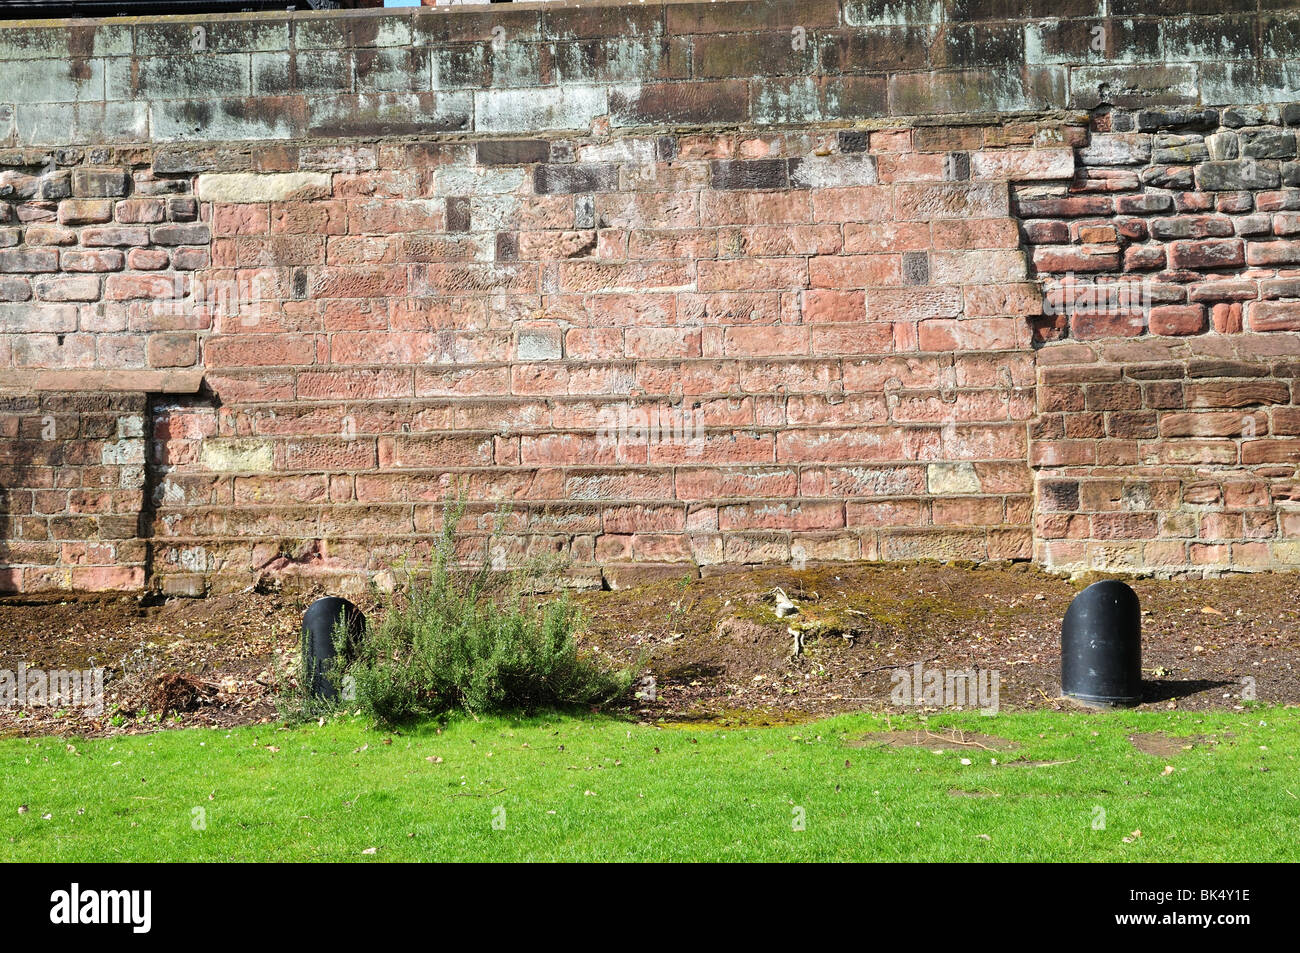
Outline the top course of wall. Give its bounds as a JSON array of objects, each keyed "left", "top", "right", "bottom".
[{"left": 1, "top": 0, "right": 1299, "bottom": 147}]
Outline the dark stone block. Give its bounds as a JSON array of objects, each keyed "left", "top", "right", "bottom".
[
  {"left": 72, "top": 167, "right": 129, "bottom": 198},
  {"left": 819, "top": 27, "right": 931, "bottom": 73},
  {"left": 542, "top": 3, "right": 665, "bottom": 40},
  {"left": 1153, "top": 140, "right": 1209, "bottom": 164},
  {"left": 1240, "top": 128, "right": 1298, "bottom": 160},
  {"left": 153, "top": 147, "right": 254, "bottom": 175},
  {"left": 307, "top": 92, "right": 470, "bottom": 138},
  {"left": 902, "top": 251, "right": 929, "bottom": 285},
  {"left": 672, "top": 0, "right": 839, "bottom": 33},
  {"left": 656, "top": 136, "right": 678, "bottom": 161},
  {"left": 1110, "top": 110, "right": 1136, "bottom": 133},
  {"left": 709, "top": 159, "right": 789, "bottom": 190},
  {"left": 696, "top": 30, "right": 815, "bottom": 77},
  {"left": 1163, "top": 15, "right": 1257, "bottom": 61},
  {"left": 837, "top": 130, "right": 870, "bottom": 154},
  {"left": 1039, "top": 479, "right": 1080, "bottom": 512},
  {"left": 1187, "top": 360, "right": 1271, "bottom": 379},
  {"left": 1141, "top": 165, "right": 1195, "bottom": 189},
  {"left": 1134, "top": 108, "right": 1219, "bottom": 133},
  {"left": 1225, "top": 106, "right": 1278, "bottom": 128},
  {"left": 477, "top": 140, "right": 550, "bottom": 165},
  {"left": 167, "top": 197, "right": 199, "bottom": 222},
  {"left": 1111, "top": 0, "right": 1252, "bottom": 13},
  {"left": 41, "top": 171, "right": 71, "bottom": 201},
  {"left": 575, "top": 194, "right": 595, "bottom": 229},
  {"left": 1195, "top": 160, "right": 1282, "bottom": 191},
  {"left": 940, "top": 24, "right": 1024, "bottom": 69},
  {"left": 1264, "top": 14, "right": 1300, "bottom": 60},
  {"left": 495, "top": 232, "right": 518, "bottom": 262},
  {"left": 285, "top": 50, "right": 354, "bottom": 97},
  {"left": 446, "top": 197, "right": 470, "bottom": 233},
  {"left": 826, "top": 74, "right": 890, "bottom": 119},
  {"left": 609, "top": 80, "right": 749, "bottom": 127},
  {"left": 151, "top": 223, "right": 210, "bottom": 247},
  {"left": 534, "top": 163, "right": 619, "bottom": 195}
]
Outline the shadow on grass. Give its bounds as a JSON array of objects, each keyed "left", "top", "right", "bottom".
[{"left": 1141, "top": 678, "right": 1236, "bottom": 704}]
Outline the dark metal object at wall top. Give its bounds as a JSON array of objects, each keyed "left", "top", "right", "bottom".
[
  {"left": 0, "top": 0, "right": 362, "bottom": 20},
  {"left": 1061, "top": 579, "right": 1142, "bottom": 708}
]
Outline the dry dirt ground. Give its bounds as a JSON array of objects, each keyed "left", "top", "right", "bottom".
[{"left": 0, "top": 562, "right": 1296, "bottom": 737}]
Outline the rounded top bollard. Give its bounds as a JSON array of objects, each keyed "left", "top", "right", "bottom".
[
  {"left": 301, "top": 596, "right": 365, "bottom": 702},
  {"left": 1061, "top": 579, "right": 1142, "bottom": 707}
]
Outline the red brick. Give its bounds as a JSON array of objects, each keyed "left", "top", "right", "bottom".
[
  {"left": 1016, "top": 195, "right": 1113, "bottom": 218},
  {"left": 1211, "top": 302, "right": 1244, "bottom": 333},
  {"left": 0, "top": 248, "right": 58, "bottom": 273},
  {"left": 931, "top": 218, "right": 1020, "bottom": 249},
  {"left": 115, "top": 199, "right": 166, "bottom": 224},
  {"left": 213, "top": 203, "right": 270, "bottom": 236},
  {"left": 1167, "top": 239, "right": 1244, "bottom": 270},
  {"left": 148, "top": 333, "right": 199, "bottom": 368},
  {"left": 58, "top": 199, "right": 113, "bottom": 225},
  {"left": 205, "top": 333, "right": 315, "bottom": 368},
  {"left": 1248, "top": 301, "right": 1300, "bottom": 332},
  {"left": 127, "top": 247, "right": 170, "bottom": 270},
  {"left": 699, "top": 258, "right": 808, "bottom": 292},
  {"left": 1020, "top": 220, "right": 1069, "bottom": 244},
  {"left": 104, "top": 273, "right": 184, "bottom": 301},
  {"left": 24, "top": 225, "right": 77, "bottom": 246},
  {"left": 808, "top": 255, "right": 900, "bottom": 288},
  {"left": 801, "top": 289, "right": 865, "bottom": 323},
  {"left": 61, "top": 249, "right": 124, "bottom": 273},
  {"left": 1123, "top": 244, "right": 1165, "bottom": 271},
  {"left": 1032, "top": 244, "right": 1120, "bottom": 273},
  {"left": 0, "top": 276, "right": 31, "bottom": 301},
  {"left": 1246, "top": 240, "right": 1300, "bottom": 266},
  {"left": 1070, "top": 311, "right": 1145, "bottom": 340},
  {"left": 1148, "top": 304, "right": 1206, "bottom": 336},
  {"left": 34, "top": 276, "right": 101, "bottom": 302}
]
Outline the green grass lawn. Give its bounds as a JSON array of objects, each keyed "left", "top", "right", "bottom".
[{"left": 2, "top": 707, "right": 1296, "bottom": 862}]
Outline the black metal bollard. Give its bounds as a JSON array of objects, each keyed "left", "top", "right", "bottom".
[
  {"left": 1061, "top": 579, "right": 1142, "bottom": 707},
  {"left": 301, "top": 597, "right": 365, "bottom": 702}
]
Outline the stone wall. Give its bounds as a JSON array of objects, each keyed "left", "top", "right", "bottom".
[
  {"left": 0, "top": 391, "right": 148, "bottom": 592},
  {"left": 1023, "top": 108, "right": 1300, "bottom": 573},
  {"left": 1, "top": 1, "right": 1299, "bottom": 593}
]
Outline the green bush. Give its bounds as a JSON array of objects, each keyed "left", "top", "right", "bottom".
[{"left": 345, "top": 502, "right": 633, "bottom": 722}]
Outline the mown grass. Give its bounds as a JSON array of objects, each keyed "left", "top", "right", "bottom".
[{"left": 1, "top": 707, "right": 1296, "bottom": 862}]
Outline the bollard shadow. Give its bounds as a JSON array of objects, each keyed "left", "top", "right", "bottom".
[{"left": 1140, "top": 678, "right": 1235, "bottom": 704}]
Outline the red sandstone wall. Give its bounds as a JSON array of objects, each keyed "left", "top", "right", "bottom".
[
  {"left": 147, "top": 125, "right": 1047, "bottom": 593},
  {"left": 0, "top": 392, "right": 148, "bottom": 591},
  {"left": 2, "top": 2, "right": 1300, "bottom": 593}
]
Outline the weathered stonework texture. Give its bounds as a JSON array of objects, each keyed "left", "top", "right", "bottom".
[{"left": 2, "top": 1, "right": 1300, "bottom": 592}]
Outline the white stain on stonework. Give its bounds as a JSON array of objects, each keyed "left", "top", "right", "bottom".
[
  {"left": 927, "top": 462, "right": 982, "bottom": 495},
  {"left": 177, "top": 547, "right": 209, "bottom": 573},
  {"left": 196, "top": 172, "right": 332, "bottom": 203},
  {"left": 433, "top": 165, "right": 526, "bottom": 196},
  {"left": 470, "top": 195, "right": 522, "bottom": 232},
  {"left": 790, "top": 154, "right": 879, "bottom": 189},
  {"left": 198, "top": 438, "right": 274, "bottom": 473},
  {"left": 753, "top": 77, "right": 820, "bottom": 125},
  {"left": 474, "top": 86, "right": 608, "bottom": 134},
  {"left": 101, "top": 439, "right": 144, "bottom": 466}
]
